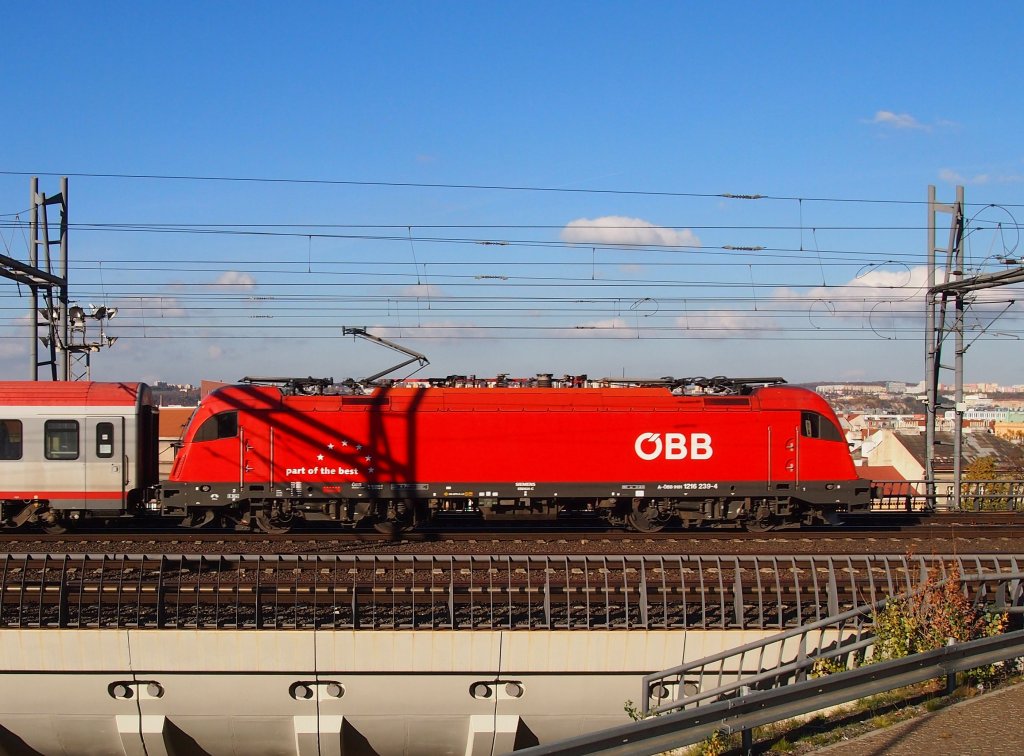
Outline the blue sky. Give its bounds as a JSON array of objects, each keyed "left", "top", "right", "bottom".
[{"left": 2, "top": 2, "right": 1022, "bottom": 386}]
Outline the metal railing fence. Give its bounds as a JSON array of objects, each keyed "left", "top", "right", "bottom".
[
  {"left": 519, "top": 628, "right": 1024, "bottom": 756},
  {"left": 870, "top": 478, "right": 1024, "bottom": 512},
  {"left": 642, "top": 569, "right": 1024, "bottom": 716},
  {"left": 0, "top": 552, "right": 1021, "bottom": 631}
]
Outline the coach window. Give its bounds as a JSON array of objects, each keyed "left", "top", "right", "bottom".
[
  {"left": 45, "top": 419, "right": 80, "bottom": 460},
  {"left": 0, "top": 420, "right": 22, "bottom": 460},
  {"left": 96, "top": 422, "right": 115, "bottom": 458},
  {"left": 193, "top": 411, "right": 238, "bottom": 442},
  {"left": 801, "top": 411, "right": 843, "bottom": 442}
]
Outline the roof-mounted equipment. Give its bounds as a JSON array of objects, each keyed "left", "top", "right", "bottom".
[
  {"left": 342, "top": 327, "right": 430, "bottom": 385},
  {"left": 239, "top": 376, "right": 334, "bottom": 395}
]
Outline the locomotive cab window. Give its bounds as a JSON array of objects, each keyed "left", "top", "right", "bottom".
[
  {"left": 801, "top": 412, "right": 843, "bottom": 442},
  {"left": 45, "top": 420, "right": 80, "bottom": 460},
  {"left": 0, "top": 419, "right": 22, "bottom": 460},
  {"left": 193, "top": 411, "right": 238, "bottom": 442},
  {"left": 96, "top": 422, "right": 115, "bottom": 458}
]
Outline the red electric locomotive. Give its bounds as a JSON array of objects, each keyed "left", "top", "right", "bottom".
[
  {"left": 158, "top": 376, "right": 870, "bottom": 533},
  {"left": 0, "top": 375, "right": 870, "bottom": 533}
]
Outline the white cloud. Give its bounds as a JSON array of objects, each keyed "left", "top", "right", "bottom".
[
  {"left": 399, "top": 284, "right": 445, "bottom": 299},
  {"left": 765, "top": 266, "right": 931, "bottom": 342},
  {"left": 0, "top": 340, "right": 27, "bottom": 359},
  {"left": 939, "top": 168, "right": 1022, "bottom": 186},
  {"left": 673, "top": 310, "right": 781, "bottom": 336},
  {"left": 779, "top": 265, "right": 925, "bottom": 297},
  {"left": 372, "top": 321, "right": 475, "bottom": 341},
  {"left": 207, "top": 344, "right": 224, "bottom": 360},
  {"left": 868, "top": 110, "right": 928, "bottom": 130},
  {"left": 939, "top": 168, "right": 994, "bottom": 185},
  {"left": 848, "top": 265, "right": 927, "bottom": 291},
  {"left": 571, "top": 317, "right": 638, "bottom": 338},
  {"left": 136, "top": 295, "right": 187, "bottom": 318},
  {"left": 561, "top": 216, "right": 701, "bottom": 248},
  {"left": 213, "top": 271, "right": 256, "bottom": 290}
]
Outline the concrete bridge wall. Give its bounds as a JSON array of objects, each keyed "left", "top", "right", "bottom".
[{"left": 0, "top": 628, "right": 843, "bottom": 755}]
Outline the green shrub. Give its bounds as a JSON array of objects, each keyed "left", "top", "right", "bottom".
[
  {"left": 810, "top": 656, "right": 848, "bottom": 678},
  {"left": 872, "top": 560, "right": 1008, "bottom": 663}
]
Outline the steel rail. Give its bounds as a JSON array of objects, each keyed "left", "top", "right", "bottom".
[{"left": 2, "top": 513, "right": 1024, "bottom": 551}]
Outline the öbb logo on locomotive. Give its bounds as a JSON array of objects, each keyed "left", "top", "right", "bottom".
[
  {"left": 634, "top": 432, "right": 713, "bottom": 461},
  {"left": 0, "top": 375, "right": 873, "bottom": 534}
]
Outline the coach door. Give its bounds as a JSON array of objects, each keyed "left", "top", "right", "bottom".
[
  {"left": 42, "top": 417, "right": 85, "bottom": 507},
  {"left": 84, "top": 417, "right": 126, "bottom": 510}
]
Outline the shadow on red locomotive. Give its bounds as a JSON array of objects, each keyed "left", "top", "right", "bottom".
[{"left": 0, "top": 375, "right": 870, "bottom": 533}]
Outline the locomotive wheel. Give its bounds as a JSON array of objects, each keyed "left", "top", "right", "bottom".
[
  {"left": 373, "top": 520, "right": 401, "bottom": 536},
  {"left": 745, "top": 502, "right": 778, "bottom": 532},
  {"left": 254, "top": 512, "right": 293, "bottom": 535},
  {"left": 182, "top": 510, "right": 217, "bottom": 529},
  {"left": 626, "top": 503, "right": 669, "bottom": 533},
  {"left": 38, "top": 509, "right": 68, "bottom": 535},
  {"left": 371, "top": 500, "right": 415, "bottom": 537}
]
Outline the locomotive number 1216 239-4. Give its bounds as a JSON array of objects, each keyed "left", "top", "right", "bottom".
[{"left": 657, "top": 482, "right": 720, "bottom": 491}]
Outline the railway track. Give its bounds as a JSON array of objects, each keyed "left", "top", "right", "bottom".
[{"left": 2, "top": 513, "right": 1024, "bottom": 555}]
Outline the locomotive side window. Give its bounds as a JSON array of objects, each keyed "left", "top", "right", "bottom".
[
  {"left": 0, "top": 419, "right": 22, "bottom": 460},
  {"left": 96, "top": 421, "right": 115, "bottom": 458},
  {"left": 193, "top": 411, "right": 238, "bottom": 442},
  {"left": 801, "top": 411, "right": 843, "bottom": 442},
  {"left": 44, "top": 420, "right": 80, "bottom": 460}
]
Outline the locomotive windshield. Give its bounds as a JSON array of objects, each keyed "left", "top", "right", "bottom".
[
  {"left": 192, "top": 411, "right": 238, "bottom": 442},
  {"left": 800, "top": 411, "right": 844, "bottom": 442}
]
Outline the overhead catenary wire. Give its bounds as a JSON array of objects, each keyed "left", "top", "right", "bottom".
[
  {"left": 0, "top": 223, "right": 950, "bottom": 270},
  {"left": 3, "top": 169, "right": 1022, "bottom": 208},
  {"left": 2, "top": 172, "right": 1020, "bottom": 372},
  {"left": 3, "top": 218, "right": 1013, "bottom": 233}
]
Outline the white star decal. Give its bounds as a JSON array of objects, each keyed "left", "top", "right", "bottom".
[
  {"left": 317, "top": 454, "right": 324, "bottom": 461},
  {"left": 327, "top": 443, "right": 334, "bottom": 450},
  {"left": 367, "top": 467, "right": 375, "bottom": 473},
  {"left": 364, "top": 455, "right": 372, "bottom": 463},
  {"left": 356, "top": 444, "right": 363, "bottom": 451},
  {"left": 341, "top": 441, "right": 349, "bottom": 447}
]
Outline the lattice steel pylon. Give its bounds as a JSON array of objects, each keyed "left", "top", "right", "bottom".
[
  {"left": 925, "top": 185, "right": 1024, "bottom": 510},
  {"left": 0, "top": 177, "right": 69, "bottom": 379}
]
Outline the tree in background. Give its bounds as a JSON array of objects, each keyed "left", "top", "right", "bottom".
[{"left": 962, "top": 457, "right": 1021, "bottom": 511}]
